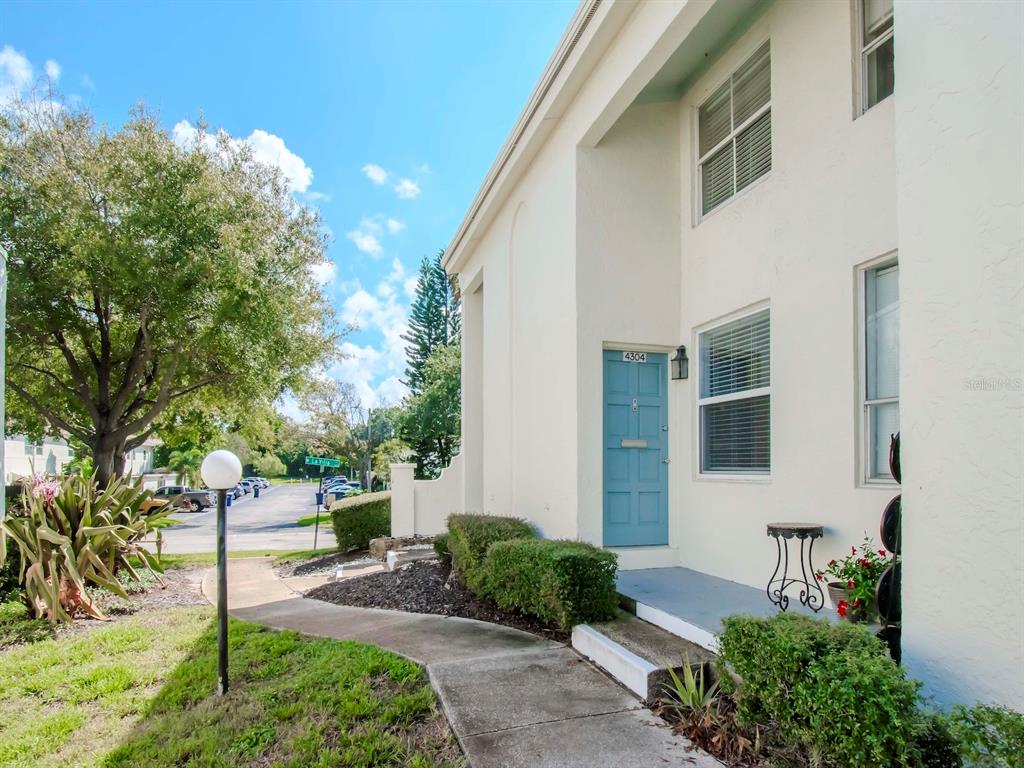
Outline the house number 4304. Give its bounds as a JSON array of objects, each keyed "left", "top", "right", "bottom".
[{"left": 622, "top": 351, "right": 647, "bottom": 363}]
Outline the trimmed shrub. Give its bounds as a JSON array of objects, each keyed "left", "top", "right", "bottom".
[
  {"left": 484, "top": 538, "right": 618, "bottom": 629},
  {"left": 948, "top": 704, "right": 1024, "bottom": 767},
  {"left": 446, "top": 513, "right": 535, "bottom": 593},
  {"left": 330, "top": 491, "right": 391, "bottom": 551},
  {"left": 718, "top": 613, "right": 920, "bottom": 767},
  {"left": 433, "top": 533, "right": 450, "bottom": 561}
]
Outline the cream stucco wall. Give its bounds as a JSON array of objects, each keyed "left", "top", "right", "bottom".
[
  {"left": 667, "top": 0, "right": 899, "bottom": 589},
  {"left": 448, "top": 0, "right": 1023, "bottom": 709},
  {"left": 894, "top": 0, "right": 1023, "bottom": 709}
]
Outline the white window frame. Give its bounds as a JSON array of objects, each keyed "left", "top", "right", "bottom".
[
  {"left": 855, "top": 0, "right": 894, "bottom": 116},
  {"left": 25, "top": 438, "right": 43, "bottom": 456},
  {"left": 695, "top": 303, "right": 772, "bottom": 481},
  {"left": 857, "top": 253, "right": 899, "bottom": 485},
  {"left": 696, "top": 40, "right": 772, "bottom": 221}
]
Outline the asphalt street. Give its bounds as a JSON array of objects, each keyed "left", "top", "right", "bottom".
[{"left": 156, "top": 482, "right": 336, "bottom": 554}]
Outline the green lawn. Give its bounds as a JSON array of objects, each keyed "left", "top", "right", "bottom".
[
  {"left": 0, "top": 606, "right": 462, "bottom": 767},
  {"left": 151, "top": 548, "right": 334, "bottom": 569},
  {"left": 296, "top": 512, "right": 332, "bottom": 528}
]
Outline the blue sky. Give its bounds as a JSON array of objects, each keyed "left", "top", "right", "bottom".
[{"left": 2, "top": 0, "right": 576, "bottom": 414}]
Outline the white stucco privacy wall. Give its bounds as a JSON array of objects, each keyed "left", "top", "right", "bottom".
[
  {"left": 388, "top": 455, "right": 465, "bottom": 538},
  {"left": 894, "top": 0, "right": 1024, "bottom": 709}
]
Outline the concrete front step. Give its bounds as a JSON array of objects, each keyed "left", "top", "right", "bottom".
[
  {"left": 572, "top": 610, "right": 717, "bottom": 702},
  {"left": 384, "top": 547, "right": 438, "bottom": 571}
]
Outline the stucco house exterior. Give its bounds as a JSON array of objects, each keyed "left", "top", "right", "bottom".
[{"left": 391, "top": 0, "right": 1022, "bottom": 710}]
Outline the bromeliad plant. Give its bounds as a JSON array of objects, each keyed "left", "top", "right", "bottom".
[
  {"left": 0, "top": 473, "right": 169, "bottom": 623},
  {"left": 816, "top": 535, "right": 892, "bottom": 620}
]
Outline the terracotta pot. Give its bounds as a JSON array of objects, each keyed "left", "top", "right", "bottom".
[{"left": 827, "top": 582, "right": 872, "bottom": 623}]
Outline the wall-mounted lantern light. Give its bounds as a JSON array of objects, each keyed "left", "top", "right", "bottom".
[{"left": 671, "top": 345, "right": 689, "bottom": 380}]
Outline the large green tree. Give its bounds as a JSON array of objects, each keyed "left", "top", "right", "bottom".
[
  {"left": 401, "top": 250, "right": 460, "bottom": 395},
  {"left": 1, "top": 100, "right": 336, "bottom": 487},
  {"left": 400, "top": 344, "right": 460, "bottom": 478}
]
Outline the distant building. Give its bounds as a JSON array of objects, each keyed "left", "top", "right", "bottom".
[{"left": 3, "top": 434, "right": 162, "bottom": 483}]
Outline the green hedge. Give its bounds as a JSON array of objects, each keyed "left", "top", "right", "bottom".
[
  {"left": 446, "top": 513, "right": 534, "bottom": 593},
  {"left": 484, "top": 538, "right": 618, "bottom": 629},
  {"left": 433, "top": 533, "right": 450, "bottom": 560},
  {"left": 718, "top": 613, "right": 920, "bottom": 767},
  {"left": 329, "top": 492, "right": 391, "bottom": 551}
]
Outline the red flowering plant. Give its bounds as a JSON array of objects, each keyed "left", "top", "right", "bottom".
[{"left": 815, "top": 536, "right": 892, "bottom": 621}]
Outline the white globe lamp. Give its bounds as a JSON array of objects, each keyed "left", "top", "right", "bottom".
[{"left": 201, "top": 449, "right": 242, "bottom": 490}]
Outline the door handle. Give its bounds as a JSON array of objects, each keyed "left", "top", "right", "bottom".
[
  {"left": 662, "top": 458, "right": 671, "bottom": 464},
  {"left": 620, "top": 439, "right": 648, "bottom": 449}
]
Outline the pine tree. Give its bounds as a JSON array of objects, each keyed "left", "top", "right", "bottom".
[{"left": 402, "top": 250, "right": 460, "bottom": 395}]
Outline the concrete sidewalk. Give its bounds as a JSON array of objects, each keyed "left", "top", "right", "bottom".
[{"left": 204, "top": 558, "right": 721, "bottom": 768}]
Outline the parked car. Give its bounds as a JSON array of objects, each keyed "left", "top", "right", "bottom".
[
  {"left": 322, "top": 475, "right": 348, "bottom": 485},
  {"left": 153, "top": 485, "right": 214, "bottom": 513},
  {"left": 245, "top": 476, "right": 270, "bottom": 489},
  {"left": 238, "top": 480, "right": 255, "bottom": 495},
  {"left": 139, "top": 497, "right": 171, "bottom": 515}
]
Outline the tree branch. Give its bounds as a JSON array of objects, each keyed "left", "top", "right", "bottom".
[
  {"left": 110, "top": 308, "right": 152, "bottom": 420},
  {"left": 6, "top": 379, "right": 92, "bottom": 443},
  {"left": 50, "top": 331, "right": 102, "bottom": 425}
]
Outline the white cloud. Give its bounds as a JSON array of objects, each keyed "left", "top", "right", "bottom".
[
  {"left": 0, "top": 45, "right": 33, "bottom": 105},
  {"left": 394, "top": 178, "right": 421, "bottom": 199},
  {"left": 304, "top": 190, "right": 330, "bottom": 202},
  {"left": 310, "top": 258, "right": 336, "bottom": 285},
  {"left": 329, "top": 262, "right": 414, "bottom": 408},
  {"left": 44, "top": 59, "right": 60, "bottom": 81},
  {"left": 171, "top": 119, "right": 314, "bottom": 193},
  {"left": 361, "top": 163, "right": 389, "bottom": 185},
  {"left": 243, "top": 128, "right": 313, "bottom": 193},
  {"left": 386, "top": 218, "right": 404, "bottom": 234},
  {"left": 346, "top": 228, "right": 382, "bottom": 257},
  {"left": 403, "top": 276, "right": 419, "bottom": 299},
  {"left": 80, "top": 73, "right": 95, "bottom": 90}
]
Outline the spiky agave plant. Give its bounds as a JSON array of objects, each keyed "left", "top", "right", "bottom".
[{"left": 0, "top": 473, "right": 169, "bottom": 623}]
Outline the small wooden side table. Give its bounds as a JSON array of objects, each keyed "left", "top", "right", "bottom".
[{"left": 766, "top": 522, "right": 825, "bottom": 613}]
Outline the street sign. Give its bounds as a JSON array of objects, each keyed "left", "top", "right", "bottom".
[{"left": 304, "top": 456, "right": 341, "bottom": 468}]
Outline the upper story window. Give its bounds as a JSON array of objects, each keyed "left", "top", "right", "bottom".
[
  {"left": 698, "top": 307, "right": 771, "bottom": 475},
  {"left": 862, "top": 259, "right": 899, "bottom": 481},
  {"left": 698, "top": 42, "right": 771, "bottom": 216},
  {"left": 860, "top": 0, "right": 894, "bottom": 112},
  {"left": 25, "top": 438, "right": 44, "bottom": 456}
]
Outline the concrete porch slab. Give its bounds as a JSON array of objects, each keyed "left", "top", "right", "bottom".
[{"left": 616, "top": 566, "right": 836, "bottom": 650}]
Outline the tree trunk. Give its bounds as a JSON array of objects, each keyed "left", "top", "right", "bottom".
[{"left": 93, "top": 440, "right": 117, "bottom": 489}]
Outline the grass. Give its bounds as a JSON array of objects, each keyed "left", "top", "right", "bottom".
[
  {"left": 0, "top": 606, "right": 463, "bottom": 767},
  {"left": 148, "top": 517, "right": 183, "bottom": 529},
  {"left": 151, "top": 548, "right": 335, "bottom": 569},
  {"left": 296, "top": 512, "right": 333, "bottom": 528}
]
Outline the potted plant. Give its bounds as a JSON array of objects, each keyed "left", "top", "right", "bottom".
[{"left": 815, "top": 537, "right": 892, "bottom": 622}]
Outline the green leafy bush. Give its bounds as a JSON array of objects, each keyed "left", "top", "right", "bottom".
[
  {"left": 913, "top": 712, "right": 962, "bottom": 768},
  {"left": 718, "top": 613, "right": 920, "bottom": 767},
  {"left": 330, "top": 492, "right": 391, "bottom": 551},
  {"left": 0, "top": 600, "right": 52, "bottom": 647},
  {"left": 446, "top": 513, "right": 535, "bottom": 593},
  {"left": 433, "top": 533, "right": 450, "bottom": 560},
  {"left": 948, "top": 704, "right": 1024, "bottom": 767},
  {"left": 1, "top": 474, "right": 169, "bottom": 623},
  {"left": 483, "top": 539, "right": 618, "bottom": 629},
  {"left": 0, "top": 538, "right": 20, "bottom": 603}
]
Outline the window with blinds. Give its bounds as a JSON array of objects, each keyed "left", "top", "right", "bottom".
[
  {"left": 863, "top": 261, "right": 899, "bottom": 480},
  {"left": 698, "top": 42, "right": 771, "bottom": 216},
  {"left": 698, "top": 308, "right": 771, "bottom": 474}
]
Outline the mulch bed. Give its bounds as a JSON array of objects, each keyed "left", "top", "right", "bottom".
[
  {"left": 275, "top": 551, "right": 377, "bottom": 579},
  {"left": 305, "top": 558, "right": 569, "bottom": 643}
]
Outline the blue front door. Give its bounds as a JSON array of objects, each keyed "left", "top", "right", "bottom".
[{"left": 603, "top": 350, "right": 669, "bottom": 547}]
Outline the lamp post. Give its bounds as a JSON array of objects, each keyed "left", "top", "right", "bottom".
[{"left": 200, "top": 449, "right": 243, "bottom": 695}]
